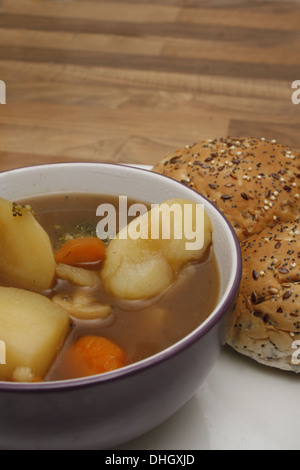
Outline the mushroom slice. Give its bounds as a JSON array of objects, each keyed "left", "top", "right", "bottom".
[
  {"left": 52, "top": 292, "right": 112, "bottom": 320},
  {"left": 56, "top": 263, "right": 100, "bottom": 288}
]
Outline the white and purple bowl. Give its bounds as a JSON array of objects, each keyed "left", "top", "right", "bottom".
[{"left": 0, "top": 162, "right": 242, "bottom": 450}]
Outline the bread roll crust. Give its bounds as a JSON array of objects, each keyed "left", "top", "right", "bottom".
[
  {"left": 227, "top": 220, "right": 300, "bottom": 372},
  {"left": 153, "top": 136, "right": 300, "bottom": 371},
  {"left": 153, "top": 137, "right": 300, "bottom": 242}
]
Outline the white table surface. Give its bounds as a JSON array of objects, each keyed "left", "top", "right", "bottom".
[{"left": 119, "top": 344, "right": 299, "bottom": 451}]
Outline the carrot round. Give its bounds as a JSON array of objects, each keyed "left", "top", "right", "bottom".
[
  {"left": 66, "top": 336, "right": 127, "bottom": 378},
  {"left": 55, "top": 237, "right": 106, "bottom": 268}
]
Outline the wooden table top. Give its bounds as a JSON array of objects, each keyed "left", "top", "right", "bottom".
[{"left": 0, "top": 0, "right": 300, "bottom": 172}]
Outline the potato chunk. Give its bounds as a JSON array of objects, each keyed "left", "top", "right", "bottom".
[
  {"left": 0, "top": 198, "right": 56, "bottom": 292},
  {"left": 0, "top": 287, "right": 70, "bottom": 381},
  {"left": 101, "top": 199, "right": 213, "bottom": 300},
  {"left": 103, "top": 250, "right": 174, "bottom": 300}
]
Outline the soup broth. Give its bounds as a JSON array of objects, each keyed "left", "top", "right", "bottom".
[{"left": 11, "top": 193, "right": 220, "bottom": 381}]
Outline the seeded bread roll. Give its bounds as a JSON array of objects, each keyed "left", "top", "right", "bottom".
[
  {"left": 153, "top": 136, "right": 300, "bottom": 372},
  {"left": 226, "top": 220, "right": 300, "bottom": 372},
  {"left": 153, "top": 137, "right": 300, "bottom": 242}
]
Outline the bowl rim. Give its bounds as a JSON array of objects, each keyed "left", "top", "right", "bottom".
[{"left": 0, "top": 162, "right": 243, "bottom": 392}]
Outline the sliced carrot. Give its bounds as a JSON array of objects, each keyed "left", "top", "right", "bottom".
[
  {"left": 32, "top": 376, "right": 42, "bottom": 383},
  {"left": 55, "top": 237, "right": 106, "bottom": 268},
  {"left": 66, "top": 336, "right": 127, "bottom": 378}
]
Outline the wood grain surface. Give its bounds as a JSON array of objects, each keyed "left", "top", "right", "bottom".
[{"left": 0, "top": 0, "right": 300, "bottom": 170}]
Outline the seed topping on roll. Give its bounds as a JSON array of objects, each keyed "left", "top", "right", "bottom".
[{"left": 153, "top": 137, "right": 300, "bottom": 242}]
